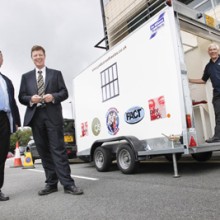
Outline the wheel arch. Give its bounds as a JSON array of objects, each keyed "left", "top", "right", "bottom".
[{"left": 90, "top": 136, "right": 142, "bottom": 161}]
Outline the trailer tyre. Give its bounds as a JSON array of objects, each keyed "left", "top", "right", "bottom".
[
  {"left": 94, "top": 147, "right": 112, "bottom": 172},
  {"left": 191, "top": 152, "right": 212, "bottom": 162},
  {"left": 117, "top": 145, "right": 136, "bottom": 174}
]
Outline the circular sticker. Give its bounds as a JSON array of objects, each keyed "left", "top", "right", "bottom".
[
  {"left": 106, "top": 108, "right": 119, "bottom": 135},
  {"left": 92, "top": 117, "right": 101, "bottom": 136},
  {"left": 25, "top": 157, "right": 31, "bottom": 163}
]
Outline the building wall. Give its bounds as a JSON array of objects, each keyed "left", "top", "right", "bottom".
[
  {"left": 105, "top": 0, "right": 144, "bottom": 28},
  {"left": 103, "top": 0, "right": 220, "bottom": 48},
  {"left": 104, "top": 0, "right": 148, "bottom": 47}
]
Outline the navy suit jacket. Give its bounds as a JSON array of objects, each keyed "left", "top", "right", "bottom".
[
  {"left": 18, "top": 67, "right": 68, "bottom": 126},
  {"left": 0, "top": 73, "right": 21, "bottom": 132}
]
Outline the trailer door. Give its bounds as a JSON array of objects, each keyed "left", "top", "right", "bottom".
[{"left": 177, "top": 11, "right": 220, "bottom": 144}]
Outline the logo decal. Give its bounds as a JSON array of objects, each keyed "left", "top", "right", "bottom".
[
  {"left": 92, "top": 118, "right": 101, "bottom": 136},
  {"left": 148, "top": 96, "right": 167, "bottom": 121},
  {"left": 150, "top": 12, "right": 165, "bottom": 39},
  {"left": 106, "top": 108, "right": 119, "bottom": 135},
  {"left": 124, "top": 106, "right": 145, "bottom": 124},
  {"left": 80, "top": 122, "right": 88, "bottom": 137}
]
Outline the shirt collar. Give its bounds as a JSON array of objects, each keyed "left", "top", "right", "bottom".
[
  {"left": 36, "top": 66, "right": 46, "bottom": 74},
  {"left": 210, "top": 55, "right": 220, "bottom": 64}
]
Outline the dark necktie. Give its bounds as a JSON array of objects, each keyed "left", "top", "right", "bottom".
[{"left": 37, "top": 70, "right": 44, "bottom": 97}]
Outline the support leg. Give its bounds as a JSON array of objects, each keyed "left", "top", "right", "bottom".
[{"left": 171, "top": 141, "right": 180, "bottom": 178}]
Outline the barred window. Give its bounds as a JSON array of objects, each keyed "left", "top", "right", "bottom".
[{"left": 100, "top": 63, "right": 119, "bottom": 102}]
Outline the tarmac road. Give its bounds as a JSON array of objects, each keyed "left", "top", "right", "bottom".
[{"left": 1, "top": 153, "right": 220, "bottom": 220}]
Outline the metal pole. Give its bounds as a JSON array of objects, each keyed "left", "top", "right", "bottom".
[
  {"left": 210, "top": 0, "right": 216, "bottom": 8},
  {"left": 162, "top": 133, "right": 181, "bottom": 178},
  {"left": 210, "top": 0, "right": 217, "bottom": 21},
  {"left": 100, "top": 0, "right": 109, "bottom": 50},
  {"left": 171, "top": 141, "right": 180, "bottom": 178}
]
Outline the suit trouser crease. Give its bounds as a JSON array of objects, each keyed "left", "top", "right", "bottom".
[{"left": 31, "top": 108, "right": 75, "bottom": 187}]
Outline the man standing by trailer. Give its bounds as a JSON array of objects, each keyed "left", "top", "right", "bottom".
[
  {"left": 189, "top": 43, "right": 220, "bottom": 143},
  {"left": 19, "top": 45, "right": 83, "bottom": 196},
  {"left": 0, "top": 50, "right": 20, "bottom": 201}
]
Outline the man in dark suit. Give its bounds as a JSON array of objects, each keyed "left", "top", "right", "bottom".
[
  {"left": 0, "top": 50, "right": 21, "bottom": 201},
  {"left": 18, "top": 45, "right": 83, "bottom": 196}
]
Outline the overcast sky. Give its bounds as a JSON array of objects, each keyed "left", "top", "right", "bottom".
[{"left": 0, "top": 0, "right": 105, "bottom": 124}]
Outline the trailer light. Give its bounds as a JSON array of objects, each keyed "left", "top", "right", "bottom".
[
  {"left": 189, "top": 136, "right": 197, "bottom": 147},
  {"left": 66, "top": 149, "right": 72, "bottom": 154},
  {"left": 186, "top": 114, "right": 192, "bottom": 128},
  {"left": 166, "top": 0, "right": 172, "bottom": 6}
]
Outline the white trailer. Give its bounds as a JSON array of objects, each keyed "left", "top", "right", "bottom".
[{"left": 73, "top": 1, "right": 220, "bottom": 175}]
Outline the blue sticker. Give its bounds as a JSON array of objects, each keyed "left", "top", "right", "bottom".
[
  {"left": 150, "top": 12, "right": 165, "bottom": 39},
  {"left": 106, "top": 108, "right": 119, "bottom": 135},
  {"left": 26, "top": 157, "right": 31, "bottom": 163},
  {"left": 124, "top": 106, "right": 145, "bottom": 124}
]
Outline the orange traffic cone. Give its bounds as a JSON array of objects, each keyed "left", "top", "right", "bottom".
[{"left": 10, "top": 141, "right": 23, "bottom": 168}]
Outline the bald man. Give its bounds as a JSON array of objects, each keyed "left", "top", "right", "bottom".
[{"left": 189, "top": 43, "right": 220, "bottom": 143}]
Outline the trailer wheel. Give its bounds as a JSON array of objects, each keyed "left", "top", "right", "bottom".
[
  {"left": 117, "top": 145, "right": 136, "bottom": 174},
  {"left": 191, "top": 152, "right": 213, "bottom": 162},
  {"left": 165, "top": 153, "right": 182, "bottom": 162},
  {"left": 94, "top": 147, "right": 111, "bottom": 172}
]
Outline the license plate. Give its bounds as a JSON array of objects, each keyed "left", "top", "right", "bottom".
[{"left": 64, "top": 135, "right": 74, "bottom": 142}]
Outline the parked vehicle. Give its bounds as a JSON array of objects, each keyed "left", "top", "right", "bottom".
[
  {"left": 26, "top": 140, "right": 40, "bottom": 163},
  {"left": 26, "top": 119, "right": 77, "bottom": 163},
  {"left": 19, "top": 146, "right": 26, "bottom": 155},
  {"left": 73, "top": 1, "right": 220, "bottom": 175}
]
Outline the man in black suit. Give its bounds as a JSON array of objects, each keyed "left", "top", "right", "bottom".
[
  {"left": 0, "top": 50, "right": 21, "bottom": 201},
  {"left": 19, "top": 45, "right": 83, "bottom": 196}
]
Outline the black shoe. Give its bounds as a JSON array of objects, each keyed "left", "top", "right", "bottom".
[
  {"left": 64, "top": 185, "right": 83, "bottom": 195},
  {"left": 38, "top": 185, "right": 58, "bottom": 196},
  {"left": 0, "top": 191, "right": 9, "bottom": 201},
  {"left": 206, "top": 137, "right": 220, "bottom": 143}
]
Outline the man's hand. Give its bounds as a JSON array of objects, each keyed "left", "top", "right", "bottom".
[
  {"left": 31, "top": 95, "right": 43, "bottom": 104},
  {"left": 43, "top": 94, "right": 54, "bottom": 103}
]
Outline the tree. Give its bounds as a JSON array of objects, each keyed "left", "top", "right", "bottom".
[{"left": 10, "top": 128, "right": 32, "bottom": 152}]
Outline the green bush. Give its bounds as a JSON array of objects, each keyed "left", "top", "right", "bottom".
[{"left": 10, "top": 127, "right": 32, "bottom": 152}]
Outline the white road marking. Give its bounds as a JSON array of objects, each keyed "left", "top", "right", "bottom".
[{"left": 27, "top": 168, "right": 99, "bottom": 181}]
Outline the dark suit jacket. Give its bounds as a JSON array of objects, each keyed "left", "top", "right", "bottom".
[
  {"left": 0, "top": 73, "right": 21, "bottom": 132},
  {"left": 18, "top": 67, "right": 68, "bottom": 126}
]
